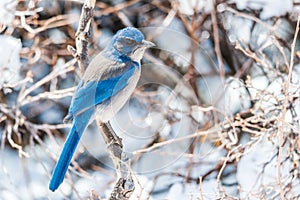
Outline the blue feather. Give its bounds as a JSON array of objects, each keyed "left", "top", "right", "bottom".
[
  {"left": 49, "top": 108, "right": 94, "bottom": 191},
  {"left": 67, "top": 64, "right": 135, "bottom": 120}
]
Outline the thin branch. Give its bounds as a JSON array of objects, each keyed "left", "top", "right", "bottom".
[
  {"left": 277, "top": 14, "right": 300, "bottom": 200},
  {"left": 211, "top": 0, "right": 224, "bottom": 78},
  {"left": 18, "top": 59, "right": 76, "bottom": 103},
  {"left": 20, "top": 87, "right": 75, "bottom": 106},
  {"left": 96, "top": 0, "right": 140, "bottom": 15},
  {"left": 132, "top": 126, "right": 219, "bottom": 155},
  {"left": 19, "top": 13, "right": 78, "bottom": 35}
]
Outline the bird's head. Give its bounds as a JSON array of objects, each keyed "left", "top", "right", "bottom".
[{"left": 111, "top": 27, "right": 155, "bottom": 62}]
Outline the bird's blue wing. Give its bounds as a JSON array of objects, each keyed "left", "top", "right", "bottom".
[{"left": 66, "top": 64, "right": 135, "bottom": 120}]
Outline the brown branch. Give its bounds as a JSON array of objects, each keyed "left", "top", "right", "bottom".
[
  {"left": 96, "top": 0, "right": 140, "bottom": 15},
  {"left": 132, "top": 127, "right": 218, "bottom": 155},
  {"left": 74, "top": 0, "right": 96, "bottom": 74},
  {"left": 211, "top": 0, "right": 224, "bottom": 78},
  {"left": 18, "top": 13, "right": 78, "bottom": 35},
  {"left": 17, "top": 59, "right": 76, "bottom": 103},
  {"left": 97, "top": 122, "right": 135, "bottom": 200}
]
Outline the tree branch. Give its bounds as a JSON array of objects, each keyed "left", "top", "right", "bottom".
[
  {"left": 97, "top": 122, "right": 135, "bottom": 200},
  {"left": 69, "top": 0, "right": 95, "bottom": 74}
]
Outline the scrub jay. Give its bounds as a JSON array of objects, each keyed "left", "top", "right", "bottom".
[{"left": 49, "top": 27, "right": 154, "bottom": 191}]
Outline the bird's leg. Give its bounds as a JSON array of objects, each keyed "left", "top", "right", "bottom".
[
  {"left": 97, "top": 122, "right": 122, "bottom": 147},
  {"left": 106, "top": 121, "right": 123, "bottom": 147}
]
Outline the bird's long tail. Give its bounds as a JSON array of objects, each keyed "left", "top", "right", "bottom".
[{"left": 49, "top": 109, "right": 94, "bottom": 191}]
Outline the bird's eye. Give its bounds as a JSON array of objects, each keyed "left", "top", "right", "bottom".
[{"left": 122, "top": 37, "right": 136, "bottom": 46}]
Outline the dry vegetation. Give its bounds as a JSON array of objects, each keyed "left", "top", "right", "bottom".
[{"left": 0, "top": 0, "right": 299, "bottom": 199}]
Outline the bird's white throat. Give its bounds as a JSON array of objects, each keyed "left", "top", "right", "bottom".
[{"left": 130, "top": 47, "right": 147, "bottom": 62}]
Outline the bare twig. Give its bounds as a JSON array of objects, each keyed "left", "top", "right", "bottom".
[
  {"left": 277, "top": 14, "right": 300, "bottom": 200},
  {"left": 132, "top": 126, "right": 219, "bottom": 155},
  {"left": 17, "top": 59, "right": 76, "bottom": 103},
  {"left": 96, "top": 0, "right": 140, "bottom": 16},
  {"left": 19, "top": 13, "right": 78, "bottom": 35},
  {"left": 20, "top": 87, "right": 75, "bottom": 106},
  {"left": 225, "top": 7, "right": 274, "bottom": 31},
  {"left": 211, "top": 0, "right": 224, "bottom": 78}
]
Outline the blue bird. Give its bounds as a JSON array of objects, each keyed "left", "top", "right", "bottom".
[{"left": 49, "top": 27, "right": 154, "bottom": 192}]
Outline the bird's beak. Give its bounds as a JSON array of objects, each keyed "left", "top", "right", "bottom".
[{"left": 141, "top": 40, "right": 155, "bottom": 48}]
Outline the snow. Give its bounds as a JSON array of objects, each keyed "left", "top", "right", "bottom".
[
  {"left": 75, "top": 172, "right": 112, "bottom": 198},
  {"left": 249, "top": 75, "right": 269, "bottom": 91},
  {"left": 177, "top": 0, "right": 293, "bottom": 19},
  {"left": 177, "top": 0, "right": 213, "bottom": 15},
  {"left": 0, "top": 147, "right": 55, "bottom": 199},
  {"left": 222, "top": 78, "right": 251, "bottom": 115},
  {"left": 165, "top": 180, "right": 220, "bottom": 200},
  {"left": 143, "top": 20, "right": 215, "bottom": 74},
  {"left": 227, "top": 15, "right": 253, "bottom": 44},
  {"left": 190, "top": 105, "right": 205, "bottom": 123},
  {"left": 81, "top": 123, "right": 108, "bottom": 158},
  {"left": 0, "top": 35, "right": 22, "bottom": 85},
  {"left": 49, "top": 29, "right": 67, "bottom": 44},
  {"left": 237, "top": 136, "right": 296, "bottom": 199},
  {"left": 0, "top": 0, "right": 16, "bottom": 25},
  {"left": 129, "top": 175, "right": 154, "bottom": 200},
  {"left": 0, "top": 190, "right": 19, "bottom": 200},
  {"left": 231, "top": 0, "right": 293, "bottom": 19},
  {"left": 197, "top": 76, "right": 251, "bottom": 115}
]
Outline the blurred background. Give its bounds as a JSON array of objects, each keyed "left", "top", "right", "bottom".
[{"left": 0, "top": 0, "right": 299, "bottom": 199}]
